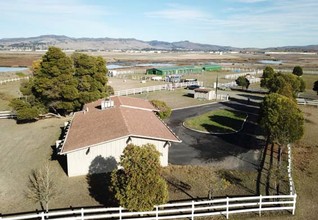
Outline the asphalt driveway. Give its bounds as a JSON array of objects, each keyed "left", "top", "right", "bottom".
[{"left": 167, "top": 100, "right": 265, "bottom": 171}]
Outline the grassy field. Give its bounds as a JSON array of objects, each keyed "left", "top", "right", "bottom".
[
  {"left": 184, "top": 109, "right": 247, "bottom": 133},
  {"left": 300, "top": 74, "right": 318, "bottom": 99},
  {"left": 0, "top": 81, "right": 23, "bottom": 110}
]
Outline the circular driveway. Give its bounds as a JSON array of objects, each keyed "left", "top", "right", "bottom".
[{"left": 167, "top": 101, "right": 265, "bottom": 171}]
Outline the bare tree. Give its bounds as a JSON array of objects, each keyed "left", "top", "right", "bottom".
[{"left": 26, "top": 163, "right": 56, "bottom": 212}]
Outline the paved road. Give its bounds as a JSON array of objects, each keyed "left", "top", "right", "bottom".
[{"left": 167, "top": 100, "right": 265, "bottom": 171}]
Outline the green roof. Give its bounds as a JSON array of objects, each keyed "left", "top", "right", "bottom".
[
  {"left": 202, "top": 64, "right": 221, "bottom": 68},
  {"left": 148, "top": 66, "right": 202, "bottom": 71}
]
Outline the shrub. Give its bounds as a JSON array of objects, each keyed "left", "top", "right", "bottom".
[{"left": 150, "top": 100, "right": 171, "bottom": 119}]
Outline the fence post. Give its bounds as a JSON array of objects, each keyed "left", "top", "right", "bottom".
[
  {"left": 41, "top": 212, "right": 45, "bottom": 220},
  {"left": 119, "top": 206, "right": 122, "bottom": 220},
  {"left": 259, "top": 195, "right": 262, "bottom": 216},
  {"left": 81, "top": 208, "right": 84, "bottom": 220},
  {"left": 156, "top": 206, "right": 159, "bottom": 220},
  {"left": 192, "top": 200, "right": 195, "bottom": 220},
  {"left": 292, "top": 194, "right": 297, "bottom": 215},
  {"left": 226, "top": 197, "right": 229, "bottom": 219}
]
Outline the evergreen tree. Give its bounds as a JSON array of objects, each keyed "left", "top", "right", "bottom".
[
  {"left": 292, "top": 66, "right": 303, "bottom": 76},
  {"left": 260, "top": 66, "right": 275, "bottom": 88},
  {"left": 10, "top": 47, "right": 113, "bottom": 119},
  {"left": 32, "top": 47, "right": 79, "bottom": 114},
  {"left": 111, "top": 144, "right": 168, "bottom": 211},
  {"left": 259, "top": 93, "right": 304, "bottom": 166},
  {"left": 265, "top": 72, "right": 305, "bottom": 98},
  {"left": 72, "top": 53, "right": 109, "bottom": 104},
  {"left": 313, "top": 80, "right": 318, "bottom": 95},
  {"left": 235, "top": 76, "right": 250, "bottom": 89}
]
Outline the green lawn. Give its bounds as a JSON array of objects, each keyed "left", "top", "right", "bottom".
[{"left": 184, "top": 109, "right": 247, "bottom": 133}]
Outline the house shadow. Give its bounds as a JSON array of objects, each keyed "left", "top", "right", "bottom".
[
  {"left": 86, "top": 156, "right": 118, "bottom": 206},
  {"left": 51, "top": 126, "right": 68, "bottom": 174}
]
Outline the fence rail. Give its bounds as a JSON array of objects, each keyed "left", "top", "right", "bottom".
[
  {"left": 0, "top": 111, "right": 16, "bottom": 119},
  {"left": 0, "top": 77, "right": 29, "bottom": 85},
  {"left": 114, "top": 81, "right": 202, "bottom": 96},
  {"left": 223, "top": 70, "right": 262, "bottom": 80},
  {"left": 0, "top": 194, "right": 296, "bottom": 220},
  {"left": 296, "top": 98, "right": 318, "bottom": 107},
  {"left": 214, "top": 78, "right": 261, "bottom": 89}
]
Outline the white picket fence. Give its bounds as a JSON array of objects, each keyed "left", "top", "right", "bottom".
[
  {"left": 114, "top": 81, "right": 202, "bottom": 96},
  {"left": 0, "top": 77, "right": 29, "bottom": 85},
  {"left": 0, "top": 194, "right": 296, "bottom": 220}
]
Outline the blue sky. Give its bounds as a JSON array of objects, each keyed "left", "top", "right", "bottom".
[{"left": 1, "top": 0, "right": 317, "bottom": 48}]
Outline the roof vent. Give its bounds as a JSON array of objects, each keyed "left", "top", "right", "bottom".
[{"left": 101, "top": 98, "right": 114, "bottom": 110}]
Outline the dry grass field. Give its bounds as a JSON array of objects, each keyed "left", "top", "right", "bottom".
[{"left": 2, "top": 50, "right": 317, "bottom": 70}]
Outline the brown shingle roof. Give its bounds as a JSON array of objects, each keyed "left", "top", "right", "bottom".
[{"left": 60, "top": 96, "right": 180, "bottom": 154}]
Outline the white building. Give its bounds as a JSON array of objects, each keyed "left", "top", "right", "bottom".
[{"left": 57, "top": 96, "right": 181, "bottom": 177}]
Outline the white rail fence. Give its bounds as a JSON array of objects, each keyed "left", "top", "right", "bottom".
[
  {"left": 0, "top": 111, "right": 16, "bottom": 119},
  {"left": 0, "top": 77, "right": 30, "bottom": 85},
  {"left": 296, "top": 98, "right": 318, "bottom": 107},
  {"left": 114, "top": 81, "right": 202, "bottom": 96},
  {"left": 274, "top": 69, "right": 318, "bottom": 75},
  {"left": 287, "top": 144, "right": 296, "bottom": 195},
  {"left": 223, "top": 70, "right": 262, "bottom": 80},
  {"left": 0, "top": 194, "right": 296, "bottom": 220},
  {"left": 214, "top": 78, "right": 261, "bottom": 89}
]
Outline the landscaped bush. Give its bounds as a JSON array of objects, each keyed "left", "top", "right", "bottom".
[{"left": 150, "top": 100, "right": 172, "bottom": 119}]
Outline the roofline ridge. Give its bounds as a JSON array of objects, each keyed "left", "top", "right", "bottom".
[
  {"left": 118, "top": 106, "right": 131, "bottom": 134},
  {"left": 153, "top": 113, "right": 181, "bottom": 142},
  {"left": 59, "top": 114, "right": 76, "bottom": 153}
]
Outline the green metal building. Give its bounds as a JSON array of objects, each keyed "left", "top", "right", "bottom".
[
  {"left": 146, "top": 66, "right": 203, "bottom": 76},
  {"left": 202, "top": 65, "right": 222, "bottom": 71},
  {"left": 146, "top": 64, "right": 221, "bottom": 76}
]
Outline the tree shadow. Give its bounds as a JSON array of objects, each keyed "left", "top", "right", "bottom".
[
  {"left": 86, "top": 156, "right": 118, "bottom": 206},
  {"left": 237, "top": 93, "right": 264, "bottom": 101},
  {"left": 165, "top": 178, "right": 194, "bottom": 200},
  {"left": 201, "top": 114, "right": 245, "bottom": 133},
  {"left": 229, "top": 97, "right": 260, "bottom": 107},
  {"left": 218, "top": 170, "right": 255, "bottom": 195},
  {"left": 221, "top": 100, "right": 260, "bottom": 115}
]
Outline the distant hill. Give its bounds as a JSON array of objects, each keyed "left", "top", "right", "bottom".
[
  {"left": 0, "top": 35, "right": 238, "bottom": 51},
  {"left": 0, "top": 35, "right": 317, "bottom": 52},
  {"left": 263, "top": 45, "right": 318, "bottom": 52}
]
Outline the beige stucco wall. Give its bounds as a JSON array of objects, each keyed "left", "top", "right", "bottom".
[{"left": 66, "top": 136, "right": 169, "bottom": 177}]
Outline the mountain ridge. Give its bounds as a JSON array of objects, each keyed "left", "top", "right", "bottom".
[{"left": 0, "top": 35, "right": 317, "bottom": 52}]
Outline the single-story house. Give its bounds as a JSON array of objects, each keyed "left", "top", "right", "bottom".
[{"left": 56, "top": 96, "right": 181, "bottom": 177}]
